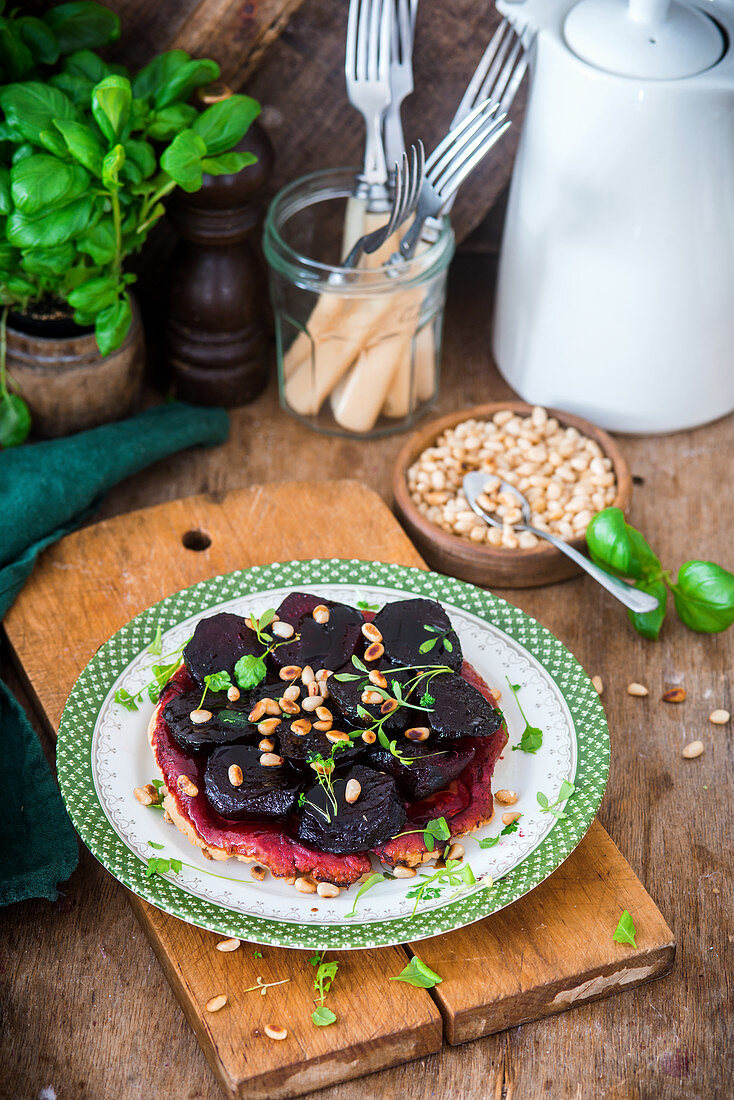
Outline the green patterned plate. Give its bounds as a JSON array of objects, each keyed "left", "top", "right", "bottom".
[{"left": 57, "top": 560, "right": 609, "bottom": 950}]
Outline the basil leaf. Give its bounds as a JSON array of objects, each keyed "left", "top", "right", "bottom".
[
  {"left": 132, "top": 49, "right": 190, "bottom": 101},
  {"left": 628, "top": 577, "right": 667, "bottom": 640},
  {"left": 672, "top": 561, "right": 734, "bottom": 633},
  {"left": 20, "top": 244, "right": 76, "bottom": 276},
  {"left": 102, "top": 144, "right": 125, "bottom": 188},
  {"left": 612, "top": 909, "right": 637, "bottom": 948},
  {"left": 586, "top": 507, "right": 660, "bottom": 581},
  {"left": 202, "top": 151, "right": 257, "bottom": 177},
  {"left": 54, "top": 118, "right": 105, "bottom": 176},
  {"left": 10, "top": 154, "right": 89, "bottom": 216},
  {"left": 389, "top": 956, "right": 443, "bottom": 988},
  {"left": 0, "top": 24, "right": 34, "bottom": 81},
  {"left": 92, "top": 76, "right": 132, "bottom": 143},
  {"left": 38, "top": 130, "right": 69, "bottom": 159},
  {"left": 77, "top": 220, "right": 116, "bottom": 264},
  {"left": 123, "top": 138, "right": 156, "bottom": 180},
  {"left": 94, "top": 293, "right": 132, "bottom": 356},
  {"left": 17, "top": 16, "right": 60, "bottom": 66},
  {"left": 311, "top": 1006, "right": 336, "bottom": 1026},
  {"left": 0, "top": 169, "right": 11, "bottom": 216},
  {"left": 160, "top": 129, "right": 207, "bottom": 192},
  {"left": 45, "top": 2, "right": 121, "bottom": 53},
  {"left": 193, "top": 94, "right": 261, "bottom": 155},
  {"left": 146, "top": 103, "right": 198, "bottom": 141},
  {"left": 68, "top": 274, "right": 119, "bottom": 314},
  {"left": 234, "top": 653, "right": 267, "bottom": 691},
  {"left": 0, "top": 82, "right": 78, "bottom": 144},
  {"left": 62, "top": 48, "right": 113, "bottom": 84},
  {"left": 7, "top": 194, "right": 96, "bottom": 249},
  {"left": 156, "top": 57, "right": 220, "bottom": 109}
]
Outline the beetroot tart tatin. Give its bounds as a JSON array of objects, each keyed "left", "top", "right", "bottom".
[{"left": 148, "top": 594, "right": 508, "bottom": 888}]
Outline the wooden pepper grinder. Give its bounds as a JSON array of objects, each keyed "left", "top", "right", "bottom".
[{"left": 165, "top": 85, "right": 273, "bottom": 407}]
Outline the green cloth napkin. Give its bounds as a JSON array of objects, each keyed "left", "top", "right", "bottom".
[{"left": 0, "top": 402, "right": 229, "bottom": 907}]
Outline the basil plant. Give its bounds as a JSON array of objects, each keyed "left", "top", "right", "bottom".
[{"left": 0, "top": 1, "right": 260, "bottom": 359}]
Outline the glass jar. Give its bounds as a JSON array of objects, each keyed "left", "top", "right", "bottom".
[{"left": 263, "top": 168, "right": 455, "bottom": 437}]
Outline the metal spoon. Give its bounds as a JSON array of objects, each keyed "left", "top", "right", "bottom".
[{"left": 462, "top": 471, "right": 659, "bottom": 614}]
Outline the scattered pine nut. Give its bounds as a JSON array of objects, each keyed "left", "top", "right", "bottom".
[
  {"left": 264, "top": 1024, "right": 288, "bottom": 1041},
  {"left": 134, "top": 785, "right": 156, "bottom": 806},
  {"left": 271, "top": 621, "right": 295, "bottom": 639},
  {"left": 682, "top": 740, "right": 704, "bottom": 759},
  {"left": 495, "top": 789, "right": 518, "bottom": 805},
  {"left": 307, "top": 680, "right": 321, "bottom": 698},
  {"left": 301, "top": 696, "right": 323, "bottom": 712},
  {"left": 282, "top": 684, "right": 301, "bottom": 702},
  {"left": 709, "top": 709, "right": 730, "bottom": 725},
  {"left": 361, "top": 730, "right": 377, "bottom": 744},
  {"left": 447, "top": 843, "right": 465, "bottom": 861},
  {"left": 206, "top": 994, "right": 227, "bottom": 1012},
  {"left": 380, "top": 698, "right": 399, "bottom": 715},
  {"left": 627, "top": 682, "right": 649, "bottom": 697},
  {"left": 260, "top": 753, "right": 284, "bottom": 767},
  {"left": 301, "top": 665, "right": 316, "bottom": 685},
  {"left": 405, "top": 727, "right": 430, "bottom": 742},
  {"left": 250, "top": 864, "right": 267, "bottom": 881},
  {"left": 258, "top": 738, "right": 275, "bottom": 752},
  {"left": 279, "top": 665, "right": 302, "bottom": 681},
  {"left": 313, "top": 605, "right": 330, "bottom": 624},
  {"left": 294, "top": 876, "right": 316, "bottom": 894},
  {"left": 257, "top": 717, "right": 281, "bottom": 736},
  {"left": 662, "top": 688, "right": 686, "bottom": 704},
  {"left": 177, "top": 775, "right": 198, "bottom": 797},
  {"left": 316, "top": 668, "right": 331, "bottom": 682},
  {"left": 216, "top": 938, "right": 240, "bottom": 953},
  {"left": 361, "top": 689, "right": 384, "bottom": 706},
  {"left": 369, "top": 669, "right": 388, "bottom": 688},
  {"left": 291, "top": 719, "right": 312, "bottom": 736},
  {"left": 364, "top": 641, "right": 384, "bottom": 662},
  {"left": 502, "top": 811, "right": 522, "bottom": 826},
  {"left": 189, "top": 709, "right": 212, "bottom": 724},
  {"left": 316, "top": 881, "right": 340, "bottom": 898},
  {"left": 591, "top": 675, "right": 604, "bottom": 696},
  {"left": 228, "top": 764, "right": 243, "bottom": 787},
  {"left": 227, "top": 686, "right": 240, "bottom": 702},
  {"left": 326, "top": 729, "right": 350, "bottom": 743},
  {"left": 315, "top": 706, "right": 332, "bottom": 722},
  {"left": 279, "top": 697, "right": 300, "bottom": 715},
  {"left": 249, "top": 700, "right": 267, "bottom": 722},
  {"left": 362, "top": 622, "right": 382, "bottom": 642},
  {"left": 392, "top": 865, "right": 417, "bottom": 878},
  {"left": 491, "top": 688, "right": 502, "bottom": 702},
  {"left": 313, "top": 720, "right": 333, "bottom": 731},
  {"left": 345, "top": 779, "right": 361, "bottom": 804},
  {"left": 263, "top": 698, "right": 282, "bottom": 716}
]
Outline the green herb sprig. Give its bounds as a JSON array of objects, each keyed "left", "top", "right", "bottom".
[
  {"left": 344, "top": 871, "right": 389, "bottom": 919},
  {"left": 392, "top": 816, "right": 451, "bottom": 852},
  {"left": 472, "top": 817, "right": 520, "bottom": 849},
  {"left": 232, "top": 608, "right": 300, "bottom": 691},
  {"left": 309, "top": 951, "right": 339, "bottom": 1026},
  {"left": 537, "top": 780, "right": 575, "bottom": 820},
  {"left": 405, "top": 857, "right": 478, "bottom": 916},
  {"left": 505, "top": 678, "right": 543, "bottom": 754},
  {"left": 418, "top": 623, "right": 454, "bottom": 655},
  {"left": 390, "top": 956, "right": 443, "bottom": 988},
  {"left": 586, "top": 508, "right": 734, "bottom": 639}
]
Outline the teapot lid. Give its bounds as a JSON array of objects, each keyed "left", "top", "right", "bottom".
[{"left": 564, "top": 0, "right": 724, "bottom": 79}]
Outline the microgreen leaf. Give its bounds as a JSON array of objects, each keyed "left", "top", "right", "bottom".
[
  {"left": 443, "top": 638, "right": 453, "bottom": 653},
  {"left": 423, "top": 817, "right": 450, "bottom": 851},
  {"left": 473, "top": 818, "right": 520, "bottom": 849},
  {"left": 147, "top": 623, "right": 163, "bottom": 655},
  {"left": 147, "top": 840, "right": 164, "bottom": 850},
  {"left": 389, "top": 956, "right": 443, "bottom": 988},
  {"left": 344, "top": 872, "right": 386, "bottom": 919},
  {"left": 114, "top": 687, "right": 141, "bottom": 711},
  {"left": 204, "top": 669, "right": 233, "bottom": 694},
  {"left": 311, "top": 1007, "right": 337, "bottom": 1026},
  {"left": 357, "top": 600, "right": 380, "bottom": 611},
  {"left": 419, "top": 637, "right": 437, "bottom": 654},
  {"left": 612, "top": 910, "right": 637, "bottom": 948},
  {"left": 253, "top": 950, "right": 263, "bottom": 959},
  {"left": 234, "top": 653, "right": 267, "bottom": 690},
  {"left": 419, "top": 691, "right": 435, "bottom": 708},
  {"left": 351, "top": 655, "right": 368, "bottom": 673},
  {"left": 506, "top": 678, "right": 544, "bottom": 754},
  {"left": 537, "top": 781, "right": 574, "bottom": 819}
]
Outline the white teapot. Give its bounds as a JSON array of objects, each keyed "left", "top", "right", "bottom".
[{"left": 493, "top": 0, "right": 734, "bottom": 433}]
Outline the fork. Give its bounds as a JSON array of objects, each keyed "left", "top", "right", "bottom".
[
  {"left": 342, "top": 141, "right": 424, "bottom": 269},
  {"left": 345, "top": 0, "right": 394, "bottom": 211},
  {"left": 394, "top": 98, "right": 511, "bottom": 261},
  {"left": 383, "top": 0, "right": 419, "bottom": 174}
]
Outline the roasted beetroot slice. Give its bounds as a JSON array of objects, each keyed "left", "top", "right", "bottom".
[
  {"left": 183, "top": 612, "right": 260, "bottom": 686},
  {"left": 297, "top": 764, "right": 406, "bottom": 854},
  {"left": 428, "top": 672, "right": 503, "bottom": 739},
  {"left": 162, "top": 692, "right": 257, "bottom": 755},
  {"left": 368, "top": 740, "right": 475, "bottom": 800},
  {"left": 269, "top": 593, "right": 363, "bottom": 673},
  {"left": 204, "top": 744, "right": 302, "bottom": 821},
  {"left": 372, "top": 598, "right": 463, "bottom": 672},
  {"left": 277, "top": 725, "right": 363, "bottom": 769},
  {"left": 328, "top": 665, "right": 411, "bottom": 733}
]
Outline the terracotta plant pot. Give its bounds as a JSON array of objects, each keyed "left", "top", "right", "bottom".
[{"left": 7, "top": 296, "right": 145, "bottom": 438}]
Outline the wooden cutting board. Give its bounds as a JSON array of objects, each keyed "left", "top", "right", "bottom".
[{"left": 4, "top": 480, "right": 675, "bottom": 1099}]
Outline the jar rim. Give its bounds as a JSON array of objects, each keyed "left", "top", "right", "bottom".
[{"left": 263, "top": 167, "right": 454, "bottom": 293}]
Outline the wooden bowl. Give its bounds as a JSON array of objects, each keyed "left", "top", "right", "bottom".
[{"left": 393, "top": 401, "right": 632, "bottom": 589}]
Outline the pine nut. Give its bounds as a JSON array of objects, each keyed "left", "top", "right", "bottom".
[
  {"left": 591, "top": 675, "right": 604, "bottom": 696},
  {"left": 282, "top": 684, "right": 301, "bottom": 702},
  {"left": 260, "top": 753, "right": 283, "bottom": 767},
  {"left": 177, "top": 775, "right": 198, "bottom": 797},
  {"left": 134, "top": 784, "right": 156, "bottom": 806},
  {"left": 380, "top": 699, "right": 399, "bottom": 715},
  {"left": 405, "top": 727, "right": 430, "bottom": 742},
  {"left": 264, "top": 1024, "right": 288, "bottom": 1041},
  {"left": 228, "top": 764, "right": 243, "bottom": 787},
  {"left": 250, "top": 864, "right": 267, "bottom": 881},
  {"left": 709, "top": 709, "right": 730, "bottom": 725},
  {"left": 263, "top": 698, "right": 282, "bottom": 716},
  {"left": 682, "top": 740, "right": 704, "bottom": 758},
  {"left": 502, "top": 811, "right": 522, "bottom": 826},
  {"left": 206, "top": 994, "right": 227, "bottom": 1012},
  {"left": 316, "top": 668, "right": 332, "bottom": 682},
  {"left": 313, "top": 605, "right": 330, "bottom": 624},
  {"left": 392, "top": 865, "right": 417, "bottom": 878},
  {"left": 257, "top": 718, "right": 280, "bottom": 735},
  {"left": 369, "top": 669, "right": 388, "bottom": 688},
  {"left": 316, "top": 881, "right": 340, "bottom": 898},
  {"left": 294, "top": 876, "right": 316, "bottom": 894},
  {"left": 345, "top": 779, "right": 361, "bottom": 804},
  {"left": 627, "top": 682, "right": 649, "bottom": 697},
  {"left": 307, "top": 681, "right": 321, "bottom": 697},
  {"left": 447, "top": 843, "right": 464, "bottom": 861},
  {"left": 279, "top": 698, "right": 300, "bottom": 715},
  {"left": 361, "top": 689, "right": 384, "bottom": 705},
  {"left": 301, "top": 665, "right": 315, "bottom": 685},
  {"left": 326, "top": 730, "right": 349, "bottom": 743},
  {"left": 662, "top": 688, "right": 686, "bottom": 704},
  {"left": 361, "top": 730, "right": 377, "bottom": 744},
  {"left": 495, "top": 789, "right": 518, "bottom": 805},
  {"left": 364, "top": 642, "right": 384, "bottom": 662},
  {"left": 215, "top": 938, "right": 240, "bottom": 952},
  {"left": 227, "top": 686, "right": 240, "bottom": 702},
  {"left": 313, "top": 720, "right": 333, "bottom": 731},
  {"left": 290, "top": 719, "right": 312, "bottom": 736},
  {"left": 361, "top": 622, "right": 382, "bottom": 642},
  {"left": 258, "top": 738, "right": 275, "bottom": 752},
  {"left": 189, "top": 709, "right": 212, "bottom": 724},
  {"left": 271, "top": 621, "right": 295, "bottom": 639},
  {"left": 249, "top": 700, "right": 267, "bottom": 722},
  {"left": 491, "top": 688, "right": 502, "bottom": 702},
  {"left": 301, "top": 696, "right": 323, "bottom": 712},
  {"left": 279, "top": 665, "right": 302, "bottom": 681},
  {"left": 315, "top": 706, "right": 332, "bottom": 722}
]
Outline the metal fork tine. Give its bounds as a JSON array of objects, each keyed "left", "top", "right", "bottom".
[
  {"left": 378, "top": 0, "right": 392, "bottom": 83},
  {"left": 425, "top": 96, "right": 499, "bottom": 174},
  {"left": 432, "top": 110, "right": 507, "bottom": 194},
  {"left": 397, "top": 0, "right": 413, "bottom": 62},
  {"left": 436, "top": 118, "right": 511, "bottom": 203},
  {"left": 480, "top": 34, "right": 523, "bottom": 108},
  {"left": 411, "top": 140, "right": 425, "bottom": 210},
  {"left": 498, "top": 42, "right": 532, "bottom": 116},
  {"left": 450, "top": 16, "right": 510, "bottom": 128},
  {"left": 356, "top": 0, "right": 369, "bottom": 82},
  {"left": 367, "top": 0, "right": 380, "bottom": 81},
  {"left": 345, "top": 0, "right": 359, "bottom": 80},
  {"left": 427, "top": 101, "right": 499, "bottom": 181},
  {"left": 473, "top": 23, "right": 517, "bottom": 109}
]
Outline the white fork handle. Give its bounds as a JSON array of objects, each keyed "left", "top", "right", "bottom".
[{"left": 362, "top": 110, "right": 388, "bottom": 185}]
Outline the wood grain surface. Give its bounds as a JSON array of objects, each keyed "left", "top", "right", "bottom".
[{"left": 0, "top": 253, "right": 731, "bottom": 1099}]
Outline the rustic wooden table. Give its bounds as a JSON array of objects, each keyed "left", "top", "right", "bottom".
[{"left": 1, "top": 253, "right": 731, "bottom": 1099}]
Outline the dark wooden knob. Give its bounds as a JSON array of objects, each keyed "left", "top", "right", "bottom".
[{"left": 165, "top": 120, "right": 274, "bottom": 407}]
